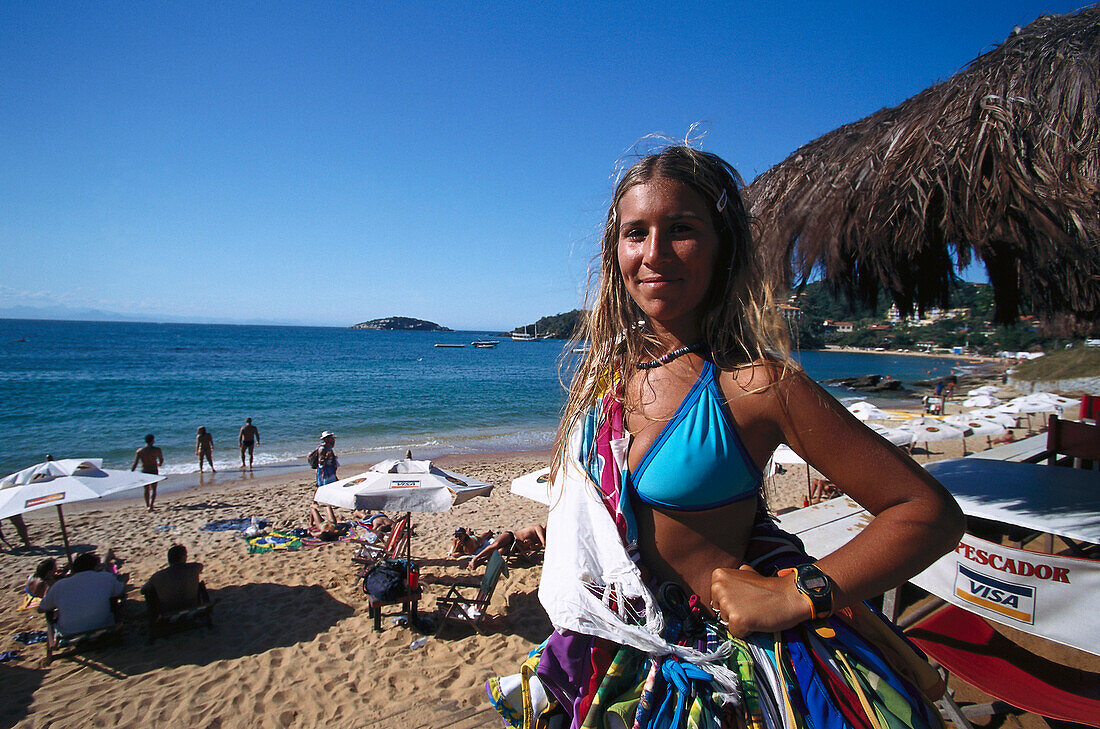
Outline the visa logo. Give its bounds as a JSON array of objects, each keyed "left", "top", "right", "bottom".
[
  {"left": 391, "top": 480, "right": 419, "bottom": 489},
  {"left": 954, "top": 564, "right": 1035, "bottom": 624}
]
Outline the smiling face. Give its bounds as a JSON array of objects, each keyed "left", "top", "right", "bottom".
[{"left": 615, "top": 178, "right": 721, "bottom": 341}]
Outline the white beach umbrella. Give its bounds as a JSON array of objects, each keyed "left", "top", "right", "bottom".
[
  {"left": 315, "top": 457, "right": 493, "bottom": 513},
  {"left": 962, "top": 394, "right": 1001, "bottom": 409},
  {"left": 965, "top": 409, "right": 1019, "bottom": 428},
  {"left": 846, "top": 401, "right": 892, "bottom": 421},
  {"left": 510, "top": 468, "right": 552, "bottom": 506},
  {"left": 0, "top": 458, "right": 164, "bottom": 564},
  {"left": 898, "top": 419, "right": 969, "bottom": 458},
  {"left": 1027, "top": 392, "right": 1078, "bottom": 410},
  {"left": 967, "top": 385, "right": 1000, "bottom": 397},
  {"left": 1006, "top": 396, "right": 1058, "bottom": 414},
  {"left": 867, "top": 423, "right": 916, "bottom": 448},
  {"left": 944, "top": 416, "right": 1008, "bottom": 454}
]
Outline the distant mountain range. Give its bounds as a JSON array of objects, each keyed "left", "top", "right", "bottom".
[{"left": 0, "top": 303, "right": 316, "bottom": 327}]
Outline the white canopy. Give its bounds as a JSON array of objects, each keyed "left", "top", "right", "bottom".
[
  {"left": 867, "top": 423, "right": 916, "bottom": 447},
  {"left": 943, "top": 416, "right": 1007, "bottom": 438},
  {"left": 510, "top": 468, "right": 552, "bottom": 506},
  {"left": 963, "top": 409, "right": 1018, "bottom": 428},
  {"left": 967, "top": 385, "right": 1000, "bottom": 397},
  {"left": 962, "top": 394, "right": 1001, "bottom": 408},
  {"left": 845, "top": 401, "right": 892, "bottom": 421},
  {"left": 314, "top": 458, "right": 493, "bottom": 513},
  {"left": 0, "top": 458, "right": 164, "bottom": 520},
  {"left": 898, "top": 419, "right": 970, "bottom": 442}
]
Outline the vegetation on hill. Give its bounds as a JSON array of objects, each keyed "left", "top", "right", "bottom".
[
  {"left": 350, "top": 317, "right": 451, "bottom": 331},
  {"left": 1012, "top": 347, "right": 1100, "bottom": 381},
  {"left": 512, "top": 310, "right": 586, "bottom": 339}
]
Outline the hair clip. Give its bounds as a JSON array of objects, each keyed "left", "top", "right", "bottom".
[{"left": 716, "top": 189, "right": 728, "bottom": 212}]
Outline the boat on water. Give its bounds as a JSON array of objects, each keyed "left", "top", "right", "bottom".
[
  {"left": 571, "top": 342, "right": 590, "bottom": 354},
  {"left": 511, "top": 323, "right": 539, "bottom": 341},
  {"left": 472, "top": 340, "right": 498, "bottom": 348},
  {"left": 434, "top": 343, "right": 465, "bottom": 348}
]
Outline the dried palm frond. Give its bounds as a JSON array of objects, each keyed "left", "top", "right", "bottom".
[{"left": 747, "top": 6, "right": 1100, "bottom": 323}]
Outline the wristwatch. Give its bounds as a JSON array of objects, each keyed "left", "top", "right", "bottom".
[{"left": 779, "top": 563, "right": 835, "bottom": 621}]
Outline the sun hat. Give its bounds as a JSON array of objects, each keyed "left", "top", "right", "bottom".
[{"left": 320, "top": 431, "right": 335, "bottom": 439}]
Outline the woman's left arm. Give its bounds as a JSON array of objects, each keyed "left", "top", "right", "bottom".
[{"left": 712, "top": 370, "right": 965, "bottom": 635}]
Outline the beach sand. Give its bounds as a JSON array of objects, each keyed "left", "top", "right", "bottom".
[{"left": 1, "top": 388, "right": 1092, "bottom": 729}]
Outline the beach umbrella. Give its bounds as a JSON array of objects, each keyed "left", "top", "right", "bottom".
[
  {"left": 867, "top": 423, "right": 916, "bottom": 448},
  {"left": 314, "top": 456, "right": 493, "bottom": 559},
  {"left": 964, "top": 409, "right": 1018, "bottom": 428},
  {"left": 898, "top": 419, "right": 969, "bottom": 458},
  {"left": 315, "top": 457, "right": 493, "bottom": 513},
  {"left": 1027, "top": 392, "right": 1079, "bottom": 410},
  {"left": 962, "top": 394, "right": 1002, "bottom": 409},
  {"left": 746, "top": 7, "right": 1100, "bottom": 324},
  {"left": 0, "top": 458, "right": 164, "bottom": 565},
  {"left": 944, "top": 416, "right": 1008, "bottom": 454},
  {"left": 846, "top": 401, "right": 892, "bottom": 421},
  {"left": 967, "top": 386, "right": 1000, "bottom": 397},
  {"left": 510, "top": 468, "right": 552, "bottom": 506}
]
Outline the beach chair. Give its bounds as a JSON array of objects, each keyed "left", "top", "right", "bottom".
[
  {"left": 352, "top": 514, "right": 408, "bottom": 567},
  {"left": 905, "top": 604, "right": 1100, "bottom": 728},
  {"left": 43, "top": 607, "right": 123, "bottom": 664},
  {"left": 1045, "top": 414, "right": 1100, "bottom": 469},
  {"left": 436, "top": 550, "right": 508, "bottom": 632},
  {"left": 364, "top": 559, "right": 422, "bottom": 631},
  {"left": 146, "top": 582, "right": 215, "bottom": 643}
]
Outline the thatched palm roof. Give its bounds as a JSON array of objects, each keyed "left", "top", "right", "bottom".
[{"left": 746, "top": 6, "right": 1099, "bottom": 324}]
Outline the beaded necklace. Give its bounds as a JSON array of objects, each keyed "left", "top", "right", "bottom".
[{"left": 634, "top": 341, "right": 707, "bottom": 370}]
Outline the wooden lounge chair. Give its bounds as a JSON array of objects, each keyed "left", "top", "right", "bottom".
[
  {"left": 436, "top": 550, "right": 508, "bottom": 631},
  {"left": 906, "top": 604, "right": 1100, "bottom": 728},
  {"left": 43, "top": 606, "right": 123, "bottom": 664},
  {"left": 146, "top": 583, "right": 215, "bottom": 643}
]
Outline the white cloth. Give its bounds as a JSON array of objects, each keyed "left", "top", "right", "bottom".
[
  {"left": 537, "top": 421, "right": 743, "bottom": 700},
  {"left": 39, "top": 570, "right": 123, "bottom": 635}
]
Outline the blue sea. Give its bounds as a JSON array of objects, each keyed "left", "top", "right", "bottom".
[{"left": 0, "top": 319, "right": 965, "bottom": 481}]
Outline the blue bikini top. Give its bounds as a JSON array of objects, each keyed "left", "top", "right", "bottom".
[{"left": 625, "top": 359, "right": 762, "bottom": 511}]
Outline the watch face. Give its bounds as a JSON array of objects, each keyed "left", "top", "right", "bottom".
[{"left": 803, "top": 575, "right": 828, "bottom": 594}]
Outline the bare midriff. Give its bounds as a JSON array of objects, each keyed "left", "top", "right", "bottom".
[{"left": 632, "top": 495, "right": 759, "bottom": 607}]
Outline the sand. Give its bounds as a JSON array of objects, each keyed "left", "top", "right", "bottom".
[{"left": 1, "top": 383, "right": 1091, "bottom": 729}]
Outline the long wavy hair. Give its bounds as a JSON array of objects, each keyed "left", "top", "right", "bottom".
[{"left": 552, "top": 145, "right": 794, "bottom": 474}]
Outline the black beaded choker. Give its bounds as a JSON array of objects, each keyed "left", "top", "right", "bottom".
[{"left": 635, "top": 341, "right": 707, "bottom": 370}]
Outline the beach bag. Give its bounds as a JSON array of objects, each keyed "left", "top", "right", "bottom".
[
  {"left": 364, "top": 559, "right": 415, "bottom": 601},
  {"left": 307, "top": 448, "right": 320, "bottom": 469}
]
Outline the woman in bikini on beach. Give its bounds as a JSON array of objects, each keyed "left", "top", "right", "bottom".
[{"left": 488, "top": 145, "right": 964, "bottom": 729}]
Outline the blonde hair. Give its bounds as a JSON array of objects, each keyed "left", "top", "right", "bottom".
[{"left": 553, "top": 145, "right": 793, "bottom": 474}]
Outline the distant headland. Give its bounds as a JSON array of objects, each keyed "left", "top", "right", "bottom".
[{"left": 350, "top": 317, "right": 452, "bottom": 331}]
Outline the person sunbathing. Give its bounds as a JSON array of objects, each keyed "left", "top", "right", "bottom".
[
  {"left": 354, "top": 510, "right": 395, "bottom": 534},
  {"left": 309, "top": 505, "right": 350, "bottom": 542},
  {"left": 468, "top": 524, "right": 545, "bottom": 569},
  {"left": 808, "top": 478, "right": 841, "bottom": 504},
  {"left": 450, "top": 527, "right": 495, "bottom": 557},
  {"left": 25, "top": 558, "right": 65, "bottom": 599}
]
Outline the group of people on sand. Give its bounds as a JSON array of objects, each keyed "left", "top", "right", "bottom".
[
  {"left": 127, "top": 418, "right": 260, "bottom": 511},
  {"left": 25, "top": 545, "right": 206, "bottom": 638}
]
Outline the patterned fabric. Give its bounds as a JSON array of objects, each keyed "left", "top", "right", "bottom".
[
  {"left": 246, "top": 531, "right": 302, "bottom": 553},
  {"left": 490, "top": 392, "right": 945, "bottom": 729}
]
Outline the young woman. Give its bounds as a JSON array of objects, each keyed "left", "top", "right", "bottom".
[{"left": 487, "top": 146, "right": 964, "bottom": 729}]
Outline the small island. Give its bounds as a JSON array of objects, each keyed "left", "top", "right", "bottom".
[{"left": 350, "top": 316, "right": 452, "bottom": 331}]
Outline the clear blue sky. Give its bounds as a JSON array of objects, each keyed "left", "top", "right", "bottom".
[{"left": 0, "top": 1, "right": 1085, "bottom": 329}]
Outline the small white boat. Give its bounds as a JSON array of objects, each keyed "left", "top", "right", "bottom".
[
  {"left": 434, "top": 343, "right": 465, "bottom": 348},
  {"left": 472, "top": 340, "right": 498, "bottom": 348},
  {"left": 571, "top": 342, "right": 590, "bottom": 354}
]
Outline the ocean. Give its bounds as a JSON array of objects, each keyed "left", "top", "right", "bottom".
[{"left": 0, "top": 319, "right": 965, "bottom": 479}]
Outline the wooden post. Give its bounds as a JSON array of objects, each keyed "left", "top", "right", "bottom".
[{"left": 56, "top": 505, "right": 73, "bottom": 568}]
